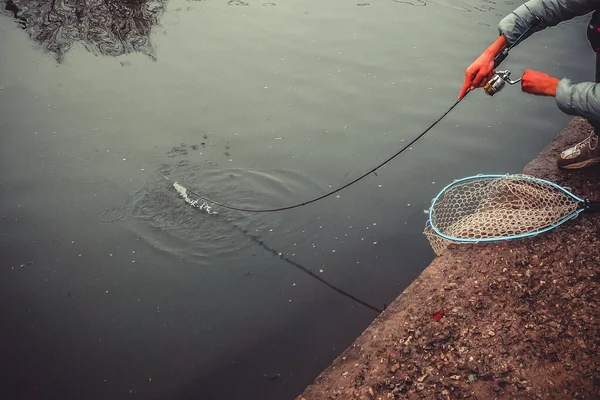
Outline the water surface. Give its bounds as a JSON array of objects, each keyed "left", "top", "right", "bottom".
[{"left": 0, "top": 1, "right": 593, "bottom": 399}]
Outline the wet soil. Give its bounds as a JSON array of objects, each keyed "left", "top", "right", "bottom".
[{"left": 297, "top": 117, "right": 600, "bottom": 400}]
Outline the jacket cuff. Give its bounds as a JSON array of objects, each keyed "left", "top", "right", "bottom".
[
  {"left": 556, "top": 78, "right": 575, "bottom": 116},
  {"left": 498, "top": 4, "right": 535, "bottom": 46}
]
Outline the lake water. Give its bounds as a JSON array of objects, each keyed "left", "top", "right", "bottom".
[{"left": 0, "top": 1, "right": 593, "bottom": 399}]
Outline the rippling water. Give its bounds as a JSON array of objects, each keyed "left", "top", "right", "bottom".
[
  {"left": 0, "top": 1, "right": 594, "bottom": 399},
  {"left": 128, "top": 167, "right": 325, "bottom": 265}
]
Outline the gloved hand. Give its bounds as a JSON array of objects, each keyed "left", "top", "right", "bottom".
[
  {"left": 521, "top": 70, "right": 560, "bottom": 96},
  {"left": 458, "top": 35, "right": 509, "bottom": 100},
  {"left": 458, "top": 52, "right": 496, "bottom": 100}
]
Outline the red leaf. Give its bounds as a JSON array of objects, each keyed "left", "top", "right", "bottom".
[{"left": 433, "top": 310, "right": 444, "bottom": 321}]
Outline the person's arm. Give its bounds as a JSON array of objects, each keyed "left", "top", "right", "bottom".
[
  {"left": 555, "top": 79, "right": 600, "bottom": 121},
  {"left": 458, "top": 0, "right": 599, "bottom": 100},
  {"left": 520, "top": 70, "right": 600, "bottom": 122},
  {"left": 499, "top": 0, "right": 599, "bottom": 46},
  {"left": 512, "top": 1, "right": 600, "bottom": 121}
]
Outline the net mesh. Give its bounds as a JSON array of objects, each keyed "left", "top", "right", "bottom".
[
  {"left": 424, "top": 220, "right": 456, "bottom": 256},
  {"left": 424, "top": 174, "right": 580, "bottom": 256}
]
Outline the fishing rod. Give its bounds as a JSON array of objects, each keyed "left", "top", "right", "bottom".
[{"left": 180, "top": 16, "right": 541, "bottom": 214}]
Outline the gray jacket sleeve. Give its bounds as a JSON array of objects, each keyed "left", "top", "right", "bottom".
[
  {"left": 556, "top": 79, "right": 600, "bottom": 121},
  {"left": 498, "top": 0, "right": 600, "bottom": 121},
  {"left": 498, "top": 0, "right": 599, "bottom": 45}
]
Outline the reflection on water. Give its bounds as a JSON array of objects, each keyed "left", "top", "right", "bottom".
[
  {"left": 3, "top": 0, "right": 166, "bottom": 61},
  {"left": 0, "top": 0, "right": 586, "bottom": 64}
]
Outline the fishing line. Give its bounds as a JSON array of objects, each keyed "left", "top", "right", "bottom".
[
  {"left": 181, "top": 16, "right": 540, "bottom": 214},
  {"left": 183, "top": 95, "right": 468, "bottom": 213},
  {"left": 151, "top": 17, "right": 542, "bottom": 317},
  {"left": 170, "top": 180, "right": 383, "bottom": 313},
  {"left": 243, "top": 230, "right": 383, "bottom": 313}
]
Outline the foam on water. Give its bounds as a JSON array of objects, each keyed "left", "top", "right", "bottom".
[{"left": 173, "top": 181, "right": 219, "bottom": 215}]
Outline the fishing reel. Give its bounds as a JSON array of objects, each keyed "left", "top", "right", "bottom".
[{"left": 483, "top": 70, "right": 521, "bottom": 96}]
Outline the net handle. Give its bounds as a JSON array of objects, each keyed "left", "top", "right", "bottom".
[{"left": 584, "top": 199, "right": 600, "bottom": 212}]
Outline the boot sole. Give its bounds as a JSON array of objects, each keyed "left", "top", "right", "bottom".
[{"left": 558, "top": 157, "right": 600, "bottom": 169}]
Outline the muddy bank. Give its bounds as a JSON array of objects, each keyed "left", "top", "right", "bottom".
[{"left": 297, "top": 117, "right": 600, "bottom": 400}]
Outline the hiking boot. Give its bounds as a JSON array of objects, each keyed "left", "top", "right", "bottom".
[{"left": 557, "top": 132, "right": 600, "bottom": 169}]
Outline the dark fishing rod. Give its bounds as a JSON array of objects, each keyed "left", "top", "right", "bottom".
[{"left": 184, "top": 16, "right": 541, "bottom": 214}]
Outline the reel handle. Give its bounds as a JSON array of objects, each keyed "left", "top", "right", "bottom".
[{"left": 503, "top": 74, "right": 522, "bottom": 85}]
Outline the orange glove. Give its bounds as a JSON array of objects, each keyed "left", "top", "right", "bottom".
[
  {"left": 458, "top": 35, "right": 509, "bottom": 100},
  {"left": 458, "top": 54, "right": 496, "bottom": 100},
  {"left": 521, "top": 70, "right": 560, "bottom": 97}
]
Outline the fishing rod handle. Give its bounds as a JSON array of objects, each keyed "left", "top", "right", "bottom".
[
  {"left": 493, "top": 49, "right": 509, "bottom": 69},
  {"left": 584, "top": 199, "right": 600, "bottom": 212},
  {"left": 493, "top": 15, "right": 542, "bottom": 69}
]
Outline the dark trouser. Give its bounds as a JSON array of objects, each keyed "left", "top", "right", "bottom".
[
  {"left": 585, "top": 54, "right": 600, "bottom": 135},
  {"left": 590, "top": 54, "right": 600, "bottom": 134}
]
